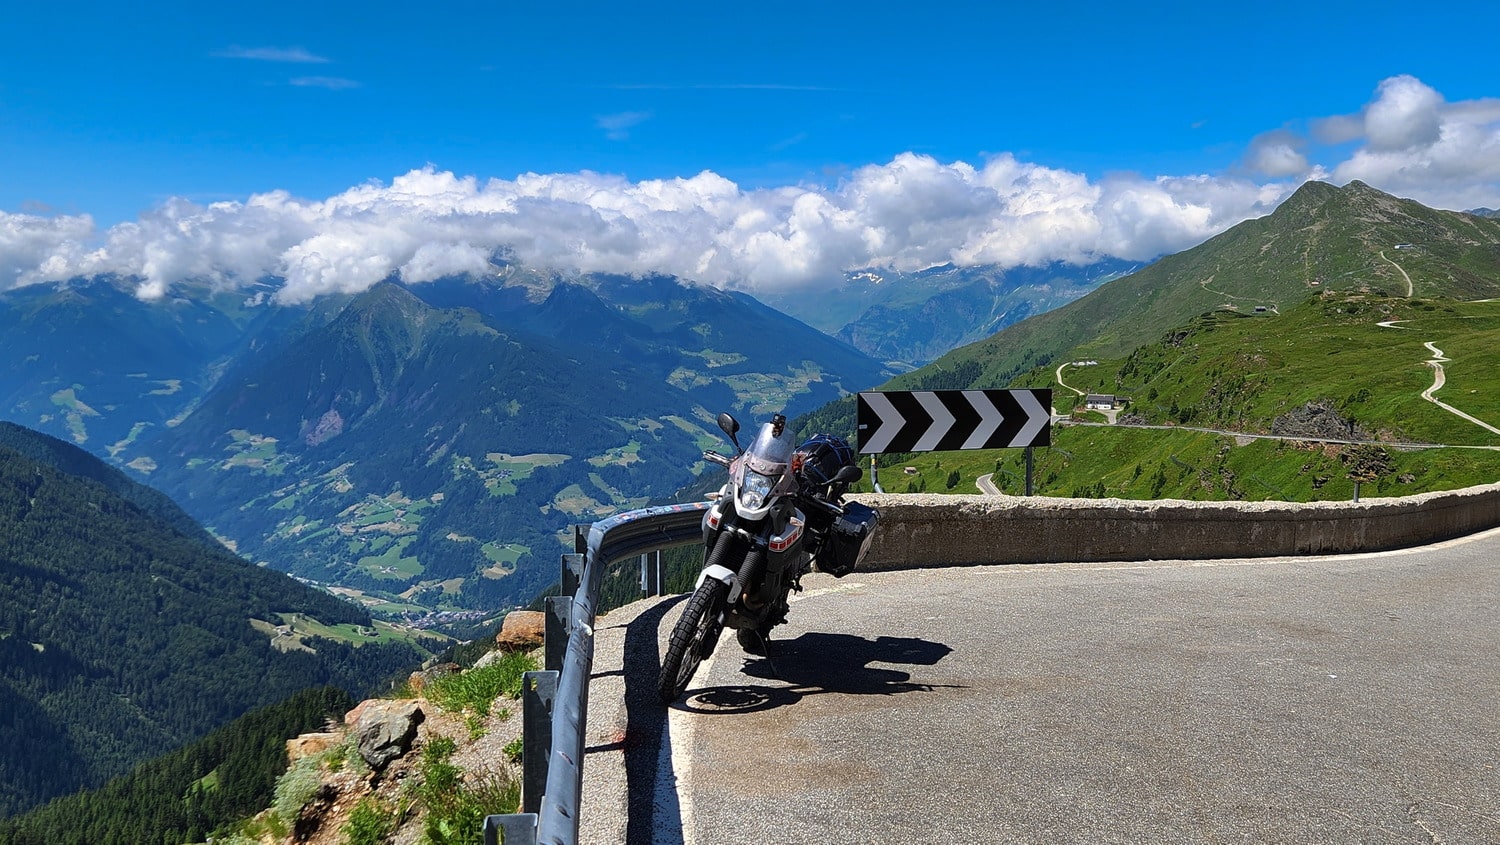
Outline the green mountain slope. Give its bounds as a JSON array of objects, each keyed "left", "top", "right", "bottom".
[
  {"left": 1074, "top": 294, "right": 1500, "bottom": 446},
  {"left": 973, "top": 291, "right": 1500, "bottom": 500},
  {"left": 0, "top": 426, "right": 429, "bottom": 817},
  {"left": 901, "top": 181, "right": 1500, "bottom": 391},
  {"left": 0, "top": 686, "right": 353, "bottom": 845},
  {"left": 0, "top": 422, "right": 213, "bottom": 544}
]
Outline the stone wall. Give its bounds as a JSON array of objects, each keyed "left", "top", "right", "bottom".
[{"left": 847, "top": 483, "right": 1500, "bottom": 570}]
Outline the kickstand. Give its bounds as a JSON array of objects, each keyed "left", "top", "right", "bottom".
[{"left": 752, "top": 631, "right": 782, "bottom": 680}]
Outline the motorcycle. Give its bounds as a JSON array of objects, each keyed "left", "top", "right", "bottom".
[{"left": 656, "top": 411, "right": 877, "bottom": 703}]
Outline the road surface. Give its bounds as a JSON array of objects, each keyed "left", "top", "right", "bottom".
[{"left": 586, "top": 530, "right": 1500, "bottom": 844}]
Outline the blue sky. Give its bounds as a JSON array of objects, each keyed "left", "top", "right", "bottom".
[{"left": 3, "top": 0, "right": 1499, "bottom": 299}]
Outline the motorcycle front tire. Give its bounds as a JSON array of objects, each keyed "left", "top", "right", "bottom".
[{"left": 656, "top": 578, "right": 728, "bottom": 703}]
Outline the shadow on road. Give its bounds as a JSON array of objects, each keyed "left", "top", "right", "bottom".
[
  {"left": 615, "top": 612, "right": 958, "bottom": 842},
  {"left": 678, "top": 632, "right": 959, "bottom": 715},
  {"left": 617, "top": 594, "right": 686, "bottom": 845}
]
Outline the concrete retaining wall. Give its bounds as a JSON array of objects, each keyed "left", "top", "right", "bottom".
[{"left": 848, "top": 483, "right": 1500, "bottom": 570}]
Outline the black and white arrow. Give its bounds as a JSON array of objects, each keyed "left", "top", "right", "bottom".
[{"left": 856, "top": 389, "right": 1051, "bottom": 454}]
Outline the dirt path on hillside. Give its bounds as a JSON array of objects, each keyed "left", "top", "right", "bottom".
[
  {"left": 1379, "top": 249, "right": 1415, "bottom": 297},
  {"left": 1420, "top": 342, "right": 1500, "bottom": 436},
  {"left": 1054, "top": 363, "right": 1085, "bottom": 397},
  {"left": 1052, "top": 362, "right": 1084, "bottom": 419},
  {"left": 1374, "top": 307, "right": 1500, "bottom": 438},
  {"left": 1197, "top": 274, "right": 1271, "bottom": 308}
]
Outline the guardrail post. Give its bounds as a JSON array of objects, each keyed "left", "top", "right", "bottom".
[
  {"left": 640, "top": 550, "right": 662, "bottom": 597},
  {"left": 521, "top": 670, "right": 558, "bottom": 814},
  {"left": 483, "top": 813, "right": 538, "bottom": 845},
  {"left": 544, "top": 595, "right": 571, "bottom": 672},
  {"left": 560, "top": 552, "right": 584, "bottom": 599}
]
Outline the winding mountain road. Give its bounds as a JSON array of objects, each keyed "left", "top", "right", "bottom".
[
  {"left": 585, "top": 530, "right": 1500, "bottom": 844},
  {"left": 1420, "top": 342, "right": 1500, "bottom": 435},
  {"left": 1374, "top": 261, "right": 1500, "bottom": 437}
]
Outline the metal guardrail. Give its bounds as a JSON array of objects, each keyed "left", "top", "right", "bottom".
[{"left": 485, "top": 501, "right": 710, "bottom": 845}]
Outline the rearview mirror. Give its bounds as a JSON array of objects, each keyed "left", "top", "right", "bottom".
[
  {"left": 832, "top": 464, "right": 863, "bottom": 484},
  {"left": 717, "top": 413, "right": 742, "bottom": 451}
]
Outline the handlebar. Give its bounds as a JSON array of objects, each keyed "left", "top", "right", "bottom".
[
  {"left": 797, "top": 489, "right": 846, "bottom": 518},
  {"left": 702, "top": 448, "right": 847, "bottom": 517}
]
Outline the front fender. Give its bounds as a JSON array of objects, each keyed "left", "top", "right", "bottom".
[{"left": 695, "top": 564, "right": 740, "bottom": 596}]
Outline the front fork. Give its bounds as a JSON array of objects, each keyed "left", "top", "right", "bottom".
[{"left": 691, "top": 529, "right": 748, "bottom": 660}]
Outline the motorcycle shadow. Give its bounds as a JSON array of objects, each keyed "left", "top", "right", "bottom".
[{"left": 678, "top": 632, "right": 959, "bottom": 715}]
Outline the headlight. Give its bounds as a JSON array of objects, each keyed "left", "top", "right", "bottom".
[{"left": 738, "top": 470, "right": 776, "bottom": 510}]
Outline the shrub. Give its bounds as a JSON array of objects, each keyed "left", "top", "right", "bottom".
[
  {"left": 502, "top": 738, "right": 523, "bottom": 764},
  {"left": 425, "top": 652, "right": 537, "bottom": 716},
  {"left": 343, "top": 796, "right": 398, "bottom": 845},
  {"left": 271, "top": 754, "right": 325, "bottom": 824},
  {"left": 417, "top": 736, "right": 519, "bottom": 845}
]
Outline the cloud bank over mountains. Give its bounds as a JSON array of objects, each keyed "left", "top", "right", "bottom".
[{"left": 3, "top": 76, "right": 1496, "bottom": 304}]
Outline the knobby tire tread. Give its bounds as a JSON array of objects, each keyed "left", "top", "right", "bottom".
[{"left": 657, "top": 578, "right": 728, "bottom": 703}]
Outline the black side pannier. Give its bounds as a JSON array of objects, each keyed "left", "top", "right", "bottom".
[{"left": 813, "top": 501, "right": 878, "bottom": 578}]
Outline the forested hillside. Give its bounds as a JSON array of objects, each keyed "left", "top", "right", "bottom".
[
  {"left": 0, "top": 422, "right": 213, "bottom": 544},
  {"left": 0, "top": 687, "right": 353, "bottom": 845},
  {"left": 0, "top": 427, "right": 429, "bottom": 816}
]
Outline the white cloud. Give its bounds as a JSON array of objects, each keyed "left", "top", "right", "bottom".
[
  {"left": 0, "top": 211, "right": 96, "bottom": 288},
  {"left": 3, "top": 75, "right": 1496, "bottom": 304},
  {"left": 1363, "top": 75, "right": 1444, "bottom": 151},
  {"left": 1309, "top": 76, "right": 1500, "bottom": 209},
  {"left": 0, "top": 160, "right": 1289, "bottom": 303},
  {"left": 289, "top": 76, "right": 360, "bottom": 90},
  {"left": 1246, "top": 129, "right": 1310, "bottom": 178},
  {"left": 213, "top": 46, "right": 330, "bottom": 63},
  {"left": 597, "top": 111, "right": 652, "bottom": 141}
]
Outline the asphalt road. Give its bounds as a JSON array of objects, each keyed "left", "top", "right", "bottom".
[{"left": 584, "top": 529, "right": 1500, "bottom": 845}]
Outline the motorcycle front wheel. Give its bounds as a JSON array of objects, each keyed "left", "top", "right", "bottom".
[{"left": 656, "top": 578, "right": 728, "bottom": 703}]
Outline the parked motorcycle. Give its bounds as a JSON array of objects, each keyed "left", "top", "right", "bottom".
[{"left": 657, "top": 412, "right": 878, "bottom": 703}]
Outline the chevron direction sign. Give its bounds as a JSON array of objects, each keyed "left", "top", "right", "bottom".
[{"left": 856, "top": 389, "right": 1052, "bottom": 454}]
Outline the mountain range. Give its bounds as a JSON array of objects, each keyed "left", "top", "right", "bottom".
[
  {"left": 886, "top": 181, "right": 1500, "bottom": 392},
  {"left": 6, "top": 180, "right": 1498, "bottom": 627},
  {"left": 835, "top": 181, "right": 1500, "bottom": 501},
  {"left": 760, "top": 259, "right": 1142, "bottom": 368},
  {"left": 0, "top": 268, "right": 898, "bottom": 622}
]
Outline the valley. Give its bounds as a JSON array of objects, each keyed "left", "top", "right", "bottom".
[{"left": 0, "top": 273, "right": 894, "bottom": 626}]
